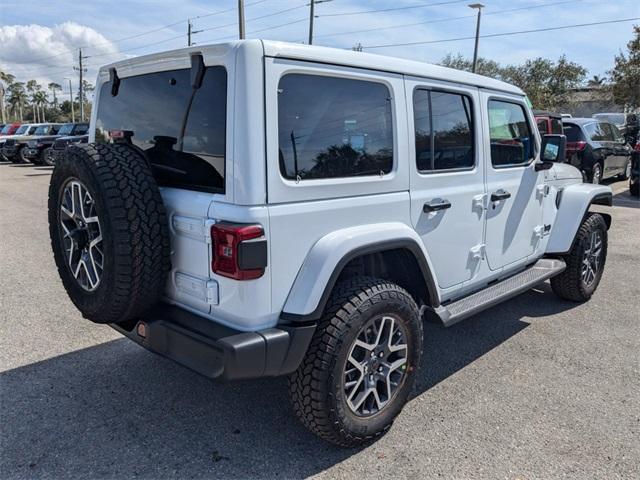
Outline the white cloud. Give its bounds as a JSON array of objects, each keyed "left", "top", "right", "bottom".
[{"left": 0, "top": 22, "right": 118, "bottom": 93}]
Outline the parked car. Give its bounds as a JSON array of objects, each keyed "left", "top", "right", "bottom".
[
  {"left": 48, "top": 40, "right": 612, "bottom": 447},
  {"left": 593, "top": 112, "right": 639, "bottom": 145},
  {"left": 534, "top": 110, "right": 564, "bottom": 135},
  {"left": 0, "top": 122, "right": 23, "bottom": 160},
  {"left": 563, "top": 118, "right": 633, "bottom": 183},
  {"left": 1, "top": 122, "right": 22, "bottom": 136},
  {"left": 630, "top": 140, "right": 640, "bottom": 197},
  {"left": 2, "top": 123, "right": 44, "bottom": 163},
  {"left": 46, "top": 129, "right": 89, "bottom": 166},
  {"left": 24, "top": 122, "right": 88, "bottom": 165}
]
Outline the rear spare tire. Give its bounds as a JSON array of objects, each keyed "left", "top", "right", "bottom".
[{"left": 48, "top": 143, "right": 170, "bottom": 324}]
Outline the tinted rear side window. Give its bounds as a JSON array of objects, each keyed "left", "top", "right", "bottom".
[
  {"left": 563, "top": 123, "right": 584, "bottom": 142},
  {"left": 277, "top": 74, "right": 393, "bottom": 181},
  {"left": 413, "top": 89, "right": 474, "bottom": 171},
  {"left": 95, "top": 66, "right": 227, "bottom": 193}
]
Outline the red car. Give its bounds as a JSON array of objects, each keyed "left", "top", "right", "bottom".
[
  {"left": 0, "top": 122, "right": 21, "bottom": 136},
  {"left": 533, "top": 110, "right": 564, "bottom": 135}
]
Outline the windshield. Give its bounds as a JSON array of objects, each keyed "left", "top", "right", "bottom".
[
  {"left": 58, "top": 124, "right": 75, "bottom": 135},
  {"left": 95, "top": 66, "right": 227, "bottom": 193},
  {"left": 594, "top": 113, "right": 625, "bottom": 125},
  {"left": 15, "top": 125, "right": 29, "bottom": 135}
]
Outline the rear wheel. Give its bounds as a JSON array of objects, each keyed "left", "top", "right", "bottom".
[
  {"left": 18, "top": 146, "right": 30, "bottom": 164},
  {"left": 591, "top": 162, "right": 602, "bottom": 184},
  {"left": 48, "top": 143, "right": 171, "bottom": 324},
  {"left": 288, "top": 277, "right": 423, "bottom": 447},
  {"left": 551, "top": 213, "right": 608, "bottom": 302}
]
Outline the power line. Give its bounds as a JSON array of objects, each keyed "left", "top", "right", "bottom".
[
  {"left": 318, "top": 0, "right": 467, "bottom": 18},
  {"left": 314, "top": 0, "right": 584, "bottom": 39},
  {"left": 361, "top": 17, "right": 640, "bottom": 49},
  {"left": 202, "top": 17, "right": 308, "bottom": 44},
  {"left": 198, "top": 3, "right": 308, "bottom": 34},
  {"left": 26, "top": 0, "right": 269, "bottom": 64}
]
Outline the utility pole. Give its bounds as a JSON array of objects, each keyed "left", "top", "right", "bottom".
[
  {"left": 238, "top": 0, "right": 245, "bottom": 39},
  {"left": 74, "top": 49, "right": 89, "bottom": 121},
  {"left": 64, "top": 77, "right": 75, "bottom": 123},
  {"left": 187, "top": 19, "right": 202, "bottom": 46},
  {"left": 468, "top": 3, "right": 484, "bottom": 74},
  {"left": 307, "top": 0, "right": 332, "bottom": 45}
]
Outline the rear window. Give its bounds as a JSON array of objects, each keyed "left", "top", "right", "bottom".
[
  {"left": 95, "top": 66, "right": 227, "bottom": 193},
  {"left": 562, "top": 124, "right": 584, "bottom": 142},
  {"left": 277, "top": 74, "right": 393, "bottom": 181},
  {"left": 550, "top": 118, "right": 563, "bottom": 134}
]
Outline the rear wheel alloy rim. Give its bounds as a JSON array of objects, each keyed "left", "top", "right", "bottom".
[
  {"left": 343, "top": 315, "right": 408, "bottom": 417},
  {"left": 592, "top": 165, "right": 601, "bottom": 184},
  {"left": 59, "top": 179, "right": 104, "bottom": 291},
  {"left": 581, "top": 230, "right": 602, "bottom": 286},
  {"left": 625, "top": 161, "right": 631, "bottom": 178}
]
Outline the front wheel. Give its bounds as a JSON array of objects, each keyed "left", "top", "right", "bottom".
[
  {"left": 18, "top": 146, "right": 31, "bottom": 164},
  {"left": 551, "top": 213, "right": 608, "bottom": 302},
  {"left": 42, "top": 147, "right": 55, "bottom": 166},
  {"left": 288, "top": 277, "right": 423, "bottom": 447}
]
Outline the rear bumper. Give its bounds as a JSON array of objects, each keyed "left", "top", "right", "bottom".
[{"left": 111, "top": 305, "right": 315, "bottom": 381}]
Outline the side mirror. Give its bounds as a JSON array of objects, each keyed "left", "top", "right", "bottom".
[{"left": 536, "top": 134, "right": 566, "bottom": 170}]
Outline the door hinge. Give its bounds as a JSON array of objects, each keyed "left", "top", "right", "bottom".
[
  {"left": 472, "top": 193, "right": 487, "bottom": 212},
  {"left": 536, "top": 184, "right": 550, "bottom": 199},
  {"left": 470, "top": 244, "right": 486, "bottom": 260},
  {"left": 533, "top": 225, "right": 545, "bottom": 239}
]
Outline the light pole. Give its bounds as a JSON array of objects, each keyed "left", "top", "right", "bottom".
[
  {"left": 468, "top": 3, "right": 484, "bottom": 74},
  {"left": 64, "top": 77, "right": 75, "bottom": 123}
]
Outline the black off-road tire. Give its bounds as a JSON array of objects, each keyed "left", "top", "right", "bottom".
[
  {"left": 18, "top": 146, "right": 30, "bottom": 164},
  {"left": 48, "top": 143, "right": 171, "bottom": 324},
  {"left": 630, "top": 180, "right": 639, "bottom": 197},
  {"left": 43, "top": 147, "right": 55, "bottom": 166},
  {"left": 288, "top": 276, "right": 423, "bottom": 447},
  {"left": 551, "top": 213, "right": 608, "bottom": 302}
]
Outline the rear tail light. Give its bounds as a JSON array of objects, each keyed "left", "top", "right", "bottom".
[
  {"left": 211, "top": 223, "right": 267, "bottom": 280},
  {"left": 634, "top": 140, "right": 640, "bottom": 152},
  {"left": 566, "top": 141, "right": 587, "bottom": 152}
]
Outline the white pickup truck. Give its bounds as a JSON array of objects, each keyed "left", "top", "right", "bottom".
[{"left": 48, "top": 40, "right": 612, "bottom": 447}]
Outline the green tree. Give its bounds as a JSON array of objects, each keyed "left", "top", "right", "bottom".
[
  {"left": 609, "top": 25, "right": 640, "bottom": 109},
  {"left": 7, "top": 82, "right": 27, "bottom": 121},
  {"left": 439, "top": 54, "right": 586, "bottom": 110},
  {"left": 0, "top": 71, "right": 15, "bottom": 123},
  {"left": 587, "top": 75, "right": 606, "bottom": 87}
]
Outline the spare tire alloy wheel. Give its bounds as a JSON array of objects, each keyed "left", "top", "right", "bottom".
[
  {"left": 344, "top": 315, "right": 409, "bottom": 417},
  {"left": 49, "top": 143, "right": 170, "bottom": 324},
  {"left": 43, "top": 148, "right": 55, "bottom": 166},
  {"left": 59, "top": 179, "right": 103, "bottom": 291}
]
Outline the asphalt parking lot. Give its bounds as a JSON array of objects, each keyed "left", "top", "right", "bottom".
[{"left": 0, "top": 161, "right": 638, "bottom": 479}]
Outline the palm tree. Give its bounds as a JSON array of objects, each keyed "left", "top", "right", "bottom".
[
  {"left": 34, "top": 90, "right": 48, "bottom": 122},
  {"left": 26, "top": 80, "right": 38, "bottom": 122},
  {"left": 0, "top": 71, "right": 15, "bottom": 123},
  {"left": 587, "top": 75, "right": 606, "bottom": 87},
  {"left": 48, "top": 82, "right": 62, "bottom": 107},
  {"left": 7, "top": 82, "right": 26, "bottom": 121}
]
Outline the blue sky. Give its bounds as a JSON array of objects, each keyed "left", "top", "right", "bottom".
[{"left": 1, "top": 0, "right": 639, "bottom": 89}]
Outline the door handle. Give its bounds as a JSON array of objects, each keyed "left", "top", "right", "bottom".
[
  {"left": 490, "top": 190, "right": 511, "bottom": 202},
  {"left": 423, "top": 199, "right": 452, "bottom": 212}
]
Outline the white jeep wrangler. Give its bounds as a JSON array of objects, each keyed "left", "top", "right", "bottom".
[{"left": 48, "top": 40, "right": 612, "bottom": 447}]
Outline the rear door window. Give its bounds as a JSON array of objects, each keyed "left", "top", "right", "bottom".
[
  {"left": 95, "top": 66, "right": 227, "bottom": 193},
  {"left": 413, "top": 89, "right": 475, "bottom": 171},
  {"left": 488, "top": 100, "right": 535, "bottom": 167},
  {"left": 277, "top": 73, "right": 393, "bottom": 181}
]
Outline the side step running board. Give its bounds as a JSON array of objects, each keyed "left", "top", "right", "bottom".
[{"left": 432, "top": 258, "right": 566, "bottom": 327}]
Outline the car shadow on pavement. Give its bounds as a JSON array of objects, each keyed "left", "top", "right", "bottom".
[
  {"left": 612, "top": 190, "right": 639, "bottom": 208},
  {"left": 0, "top": 284, "right": 577, "bottom": 479}
]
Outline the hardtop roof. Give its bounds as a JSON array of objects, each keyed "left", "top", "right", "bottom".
[{"left": 101, "top": 39, "right": 524, "bottom": 96}]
